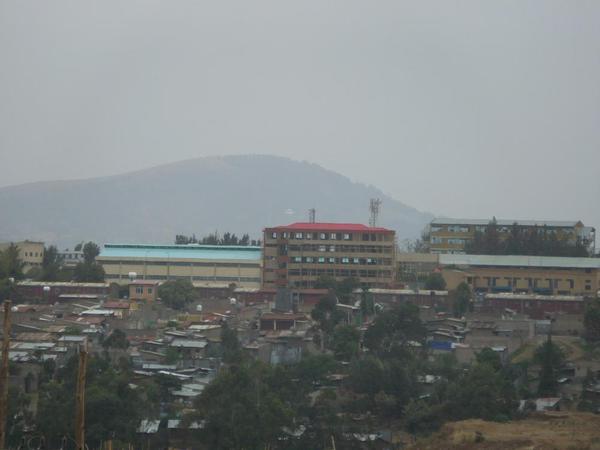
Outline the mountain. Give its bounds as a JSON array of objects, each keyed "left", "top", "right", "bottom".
[{"left": 0, "top": 155, "right": 432, "bottom": 248}]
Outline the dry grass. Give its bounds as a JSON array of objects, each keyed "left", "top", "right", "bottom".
[{"left": 409, "top": 412, "right": 600, "bottom": 450}]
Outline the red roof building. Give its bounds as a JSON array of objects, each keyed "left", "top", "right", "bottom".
[{"left": 263, "top": 222, "right": 396, "bottom": 290}]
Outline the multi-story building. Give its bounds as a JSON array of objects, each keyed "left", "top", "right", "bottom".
[
  {"left": 58, "top": 250, "right": 84, "bottom": 267},
  {"left": 262, "top": 223, "right": 396, "bottom": 289},
  {"left": 98, "top": 243, "right": 262, "bottom": 288},
  {"left": 427, "top": 218, "right": 595, "bottom": 254},
  {"left": 0, "top": 240, "right": 45, "bottom": 272},
  {"left": 438, "top": 254, "right": 600, "bottom": 296}
]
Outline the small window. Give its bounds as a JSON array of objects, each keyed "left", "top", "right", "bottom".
[
  {"left": 306, "top": 257, "right": 314, "bottom": 263},
  {"left": 295, "top": 232, "right": 303, "bottom": 239},
  {"left": 320, "top": 233, "right": 327, "bottom": 240},
  {"left": 318, "top": 257, "right": 325, "bottom": 263},
  {"left": 328, "top": 257, "right": 336, "bottom": 263},
  {"left": 271, "top": 232, "right": 277, "bottom": 239},
  {"left": 342, "top": 257, "right": 350, "bottom": 264},
  {"left": 330, "top": 233, "right": 337, "bottom": 240},
  {"left": 343, "top": 233, "right": 351, "bottom": 240},
  {"left": 147, "top": 288, "right": 153, "bottom": 294},
  {"left": 318, "top": 245, "right": 326, "bottom": 252},
  {"left": 293, "top": 256, "right": 302, "bottom": 263},
  {"left": 135, "top": 287, "right": 143, "bottom": 294},
  {"left": 353, "top": 258, "right": 360, "bottom": 264},
  {"left": 329, "top": 246, "right": 335, "bottom": 252},
  {"left": 282, "top": 232, "right": 288, "bottom": 238},
  {"left": 305, "top": 233, "right": 312, "bottom": 239}
]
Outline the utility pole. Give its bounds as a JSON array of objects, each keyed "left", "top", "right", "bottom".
[
  {"left": 75, "top": 344, "right": 88, "bottom": 450},
  {"left": 0, "top": 300, "right": 12, "bottom": 450}
]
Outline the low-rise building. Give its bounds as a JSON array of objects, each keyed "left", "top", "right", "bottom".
[
  {"left": 129, "top": 280, "right": 159, "bottom": 302},
  {"left": 15, "top": 281, "right": 109, "bottom": 303},
  {"left": 0, "top": 240, "right": 45, "bottom": 272},
  {"left": 98, "top": 243, "right": 262, "bottom": 288}
]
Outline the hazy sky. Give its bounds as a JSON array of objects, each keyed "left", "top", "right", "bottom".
[{"left": 1, "top": 1, "right": 599, "bottom": 228}]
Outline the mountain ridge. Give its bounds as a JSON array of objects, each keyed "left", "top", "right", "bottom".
[{"left": 0, "top": 155, "right": 432, "bottom": 248}]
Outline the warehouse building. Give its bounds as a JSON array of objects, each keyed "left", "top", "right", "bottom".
[{"left": 98, "top": 244, "right": 262, "bottom": 288}]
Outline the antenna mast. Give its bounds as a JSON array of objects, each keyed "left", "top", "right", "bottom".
[
  {"left": 308, "top": 208, "right": 316, "bottom": 224},
  {"left": 369, "top": 198, "right": 381, "bottom": 227}
]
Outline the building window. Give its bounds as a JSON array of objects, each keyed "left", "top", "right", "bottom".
[
  {"left": 295, "top": 232, "right": 303, "bottom": 239},
  {"left": 293, "top": 256, "right": 302, "bottom": 263},
  {"left": 353, "top": 258, "right": 359, "bottom": 264},
  {"left": 343, "top": 233, "right": 351, "bottom": 240},
  {"left": 135, "top": 287, "right": 143, "bottom": 294},
  {"left": 318, "top": 257, "right": 325, "bottom": 263},
  {"left": 282, "top": 232, "right": 288, "bottom": 238},
  {"left": 329, "top": 245, "right": 335, "bottom": 252},
  {"left": 328, "top": 257, "right": 336, "bottom": 263},
  {"left": 305, "top": 257, "right": 314, "bottom": 263},
  {"left": 318, "top": 245, "right": 326, "bottom": 252},
  {"left": 330, "top": 233, "right": 337, "bottom": 240},
  {"left": 148, "top": 288, "right": 153, "bottom": 294},
  {"left": 342, "top": 257, "right": 350, "bottom": 264},
  {"left": 271, "top": 232, "right": 277, "bottom": 239},
  {"left": 319, "top": 233, "right": 327, "bottom": 240},
  {"left": 305, "top": 233, "right": 312, "bottom": 239}
]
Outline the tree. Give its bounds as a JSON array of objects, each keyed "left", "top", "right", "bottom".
[
  {"left": 311, "top": 295, "right": 343, "bottom": 350},
  {"left": 363, "top": 303, "right": 426, "bottom": 358},
  {"left": 41, "top": 245, "right": 63, "bottom": 281},
  {"left": 424, "top": 272, "right": 446, "bottom": 290},
  {"left": 476, "top": 348, "right": 502, "bottom": 371},
  {"left": 453, "top": 282, "right": 471, "bottom": 317},
  {"left": 0, "top": 243, "right": 24, "bottom": 280},
  {"left": 191, "top": 362, "right": 296, "bottom": 450},
  {"left": 158, "top": 279, "right": 198, "bottom": 310},
  {"left": 82, "top": 241, "right": 100, "bottom": 264},
  {"left": 330, "top": 325, "right": 360, "bottom": 360},
  {"left": 534, "top": 338, "right": 565, "bottom": 396},
  {"left": 221, "top": 321, "right": 244, "bottom": 364},
  {"left": 102, "top": 329, "right": 130, "bottom": 349},
  {"left": 584, "top": 299, "right": 600, "bottom": 343}
]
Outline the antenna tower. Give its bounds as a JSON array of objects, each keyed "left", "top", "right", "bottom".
[
  {"left": 369, "top": 198, "right": 381, "bottom": 227},
  {"left": 308, "top": 208, "right": 316, "bottom": 223}
]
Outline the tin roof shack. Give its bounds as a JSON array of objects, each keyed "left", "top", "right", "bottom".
[
  {"left": 426, "top": 317, "right": 468, "bottom": 343},
  {"left": 336, "top": 303, "right": 362, "bottom": 326},
  {"left": 15, "top": 281, "right": 109, "bottom": 304},
  {"left": 168, "top": 339, "right": 208, "bottom": 368},
  {"left": 519, "top": 397, "right": 562, "bottom": 413},
  {"left": 484, "top": 293, "right": 585, "bottom": 319},
  {"left": 166, "top": 420, "right": 206, "bottom": 450},
  {"left": 259, "top": 312, "right": 308, "bottom": 331},
  {"left": 265, "top": 330, "right": 307, "bottom": 365},
  {"left": 233, "top": 287, "right": 276, "bottom": 305},
  {"left": 102, "top": 300, "right": 131, "bottom": 319}
]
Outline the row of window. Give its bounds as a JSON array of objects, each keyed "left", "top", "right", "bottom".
[
  {"left": 101, "top": 260, "right": 260, "bottom": 268},
  {"left": 282, "top": 244, "right": 394, "bottom": 253},
  {"left": 107, "top": 273, "right": 261, "bottom": 283},
  {"left": 470, "top": 276, "right": 593, "bottom": 290},
  {"left": 289, "top": 256, "right": 391, "bottom": 265},
  {"left": 283, "top": 268, "right": 393, "bottom": 278},
  {"left": 270, "top": 231, "right": 389, "bottom": 242},
  {"left": 23, "top": 251, "right": 42, "bottom": 258}
]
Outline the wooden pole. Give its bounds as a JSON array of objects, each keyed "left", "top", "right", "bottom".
[
  {"left": 0, "top": 300, "right": 12, "bottom": 450},
  {"left": 75, "top": 344, "right": 88, "bottom": 450}
]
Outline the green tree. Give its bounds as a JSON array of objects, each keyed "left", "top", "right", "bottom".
[
  {"left": 424, "top": 272, "right": 446, "bottom": 290},
  {"left": 221, "top": 321, "right": 244, "bottom": 364},
  {"left": 476, "top": 347, "right": 502, "bottom": 371},
  {"left": 82, "top": 241, "right": 100, "bottom": 264},
  {"left": 102, "top": 329, "right": 130, "bottom": 349},
  {"left": 41, "top": 245, "right": 63, "bottom": 281},
  {"left": 0, "top": 243, "right": 24, "bottom": 280},
  {"left": 453, "top": 282, "right": 471, "bottom": 317},
  {"left": 363, "top": 303, "right": 426, "bottom": 358},
  {"left": 534, "top": 338, "right": 565, "bottom": 396},
  {"left": 584, "top": 298, "right": 600, "bottom": 343},
  {"left": 73, "top": 242, "right": 105, "bottom": 282},
  {"left": 330, "top": 325, "right": 360, "bottom": 360},
  {"left": 191, "top": 362, "right": 296, "bottom": 450},
  {"left": 311, "top": 295, "right": 343, "bottom": 350},
  {"left": 158, "top": 279, "right": 198, "bottom": 310}
]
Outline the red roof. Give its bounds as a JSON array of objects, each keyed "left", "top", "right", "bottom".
[
  {"left": 267, "top": 222, "right": 392, "bottom": 232},
  {"left": 130, "top": 280, "right": 159, "bottom": 286},
  {"left": 103, "top": 301, "right": 131, "bottom": 309}
]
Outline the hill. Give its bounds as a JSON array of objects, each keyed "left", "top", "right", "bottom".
[{"left": 0, "top": 155, "right": 432, "bottom": 248}]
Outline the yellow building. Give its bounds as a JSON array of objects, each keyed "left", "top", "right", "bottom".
[
  {"left": 0, "top": 240, "right": 45, "bottom": 272},
  {"left": 438, "top": 254, "right": 600, "bottom": 297},
  {"left": 98, "top": 243, "right": 262, "bottom": 288},
  {"left": 427, "top": 218, "right": 595, "bottom": 254}
]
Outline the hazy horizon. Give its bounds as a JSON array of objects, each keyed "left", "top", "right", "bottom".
[{"left": 1, "top": 1, "right": 599, "bottom": 229}]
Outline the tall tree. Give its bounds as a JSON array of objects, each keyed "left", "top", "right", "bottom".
[
  {"left": 534, "top": 338, "right": 565, "bottom": 396},
  {"left": 0, "top": 243, "right": 25, "bottom": 280},
  {"left": 158, "top": 279, "right": 198, "bottom": 310},
  {"left": 584, "top": 299, "right": 600, "bottom": 343},
  {"left": 453, "top": 282, "right": 471, "bottom": 317}
]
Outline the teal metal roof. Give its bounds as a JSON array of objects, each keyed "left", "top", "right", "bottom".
[
  {"left": 439, "top": 254, "right": 600, "bottom": 269},
  {"left": 99, "top": 244, "right": 261, "bottom": 261}
]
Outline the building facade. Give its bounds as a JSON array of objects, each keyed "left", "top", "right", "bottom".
[
  {"left": 262, "top": 223, "right": 396, "bottom": 289},
  {"left": 427, "top": 218, "right": 595, "bottom": 254},
  {"left": 98, "top": 244, "right": 262, "bottom": 288},
  {"left": 0, "top": 240, "right": 45, "bottom": 272},
  {"left": 438, "top": 254, "right": 600, "bottom": 297}
]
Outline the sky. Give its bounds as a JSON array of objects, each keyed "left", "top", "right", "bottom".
[{"left": 1, "top": 1, "right": 599, "bottom": 228}]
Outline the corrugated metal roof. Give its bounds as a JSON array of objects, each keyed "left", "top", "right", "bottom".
[
  {"left": 99, "top": 243, "right": 261, "bottom": 261},
  {"left": 439, "top": 253, "right": 600, "bottom": 269}
]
